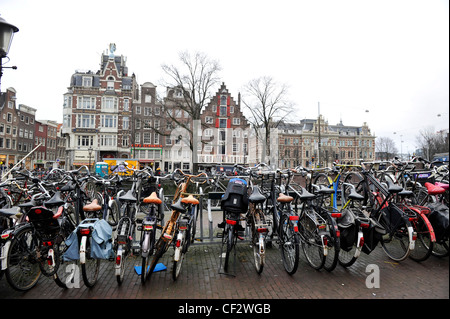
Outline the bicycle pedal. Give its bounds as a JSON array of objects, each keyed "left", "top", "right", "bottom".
[{"left": 238, "top": 236, "right": 244, "bottom": 240}]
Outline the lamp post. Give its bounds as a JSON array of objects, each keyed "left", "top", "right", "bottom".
[
  {"left": 0, "top": 16, "right": 19, "bottom": 92},
  {"left": 88, "top": 146, "right": 93, "bottom": 173}
]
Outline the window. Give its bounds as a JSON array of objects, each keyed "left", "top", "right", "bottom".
[
  {"left": 219, "top": 119, "right": 227, "bottom": 128},
  {"left": 101, "top": 115, "right": 117, "bottom": 128},
  {"left": 154, "top": 133, "right": 160, "bottom": 144},
  {"left": 205, "top": 117, "right": 213, "bottom": 124},
  {"left": 135, "top": 132, "right": 140, "bottom": 144},
  {"left": 144, "top": 107, "right": 152, "bottom": 116},
  {"left": 77, "top": 114, "right": 95, "bottom": 128},
  {"left": 122, "top": 135, "right": 129, "bottom": 147},
  {"left": 232, "top": 118, "right": 240, "bottom": 125},
  {"left": 145, "top": 94, "right": 152, "bottom": 103},
  {"left": 99, "top": 134, "right": 116, "bottom": 146},
  {"left": 136, "top": 106, "right": 141, "bottom": 114},
  {"left": 154, "top": 107, "right": 160, "bottom": 115},
  {"left": 77, "top": 135, "right": 93, "bottom": 147},
  {"left": 233, "top": 143, "right": 239, "bottom": 152},
  {"left": 107, "top": 80, "right": 114, "bottom": 91},
  {"left": 102, "top": 97, "right": 118, "bottom": 110},
  {"left": 78, "top": 96, "right": 96, "bottom": 109},
  {"left": 7, "top": 113, "right": 12, "bottom": 123},
  {"left": 143, "top": 119, "right": 152, "bottom": 129},
  {"left": 82, "top": 76, "right": 92, "bottom": 87},
  {"left": 123, "top": 116, "right": 129, "bottom": 130},
  {"left": 220, "top": 95, "right": 227, "bottom": 105},
  {"left": 220, "top": 106, "right": 227, "bottom": 116},
  {"left": 143, "top": 132, "right": 151, "bottom": 143},
  {"left": 123, "top": 99, "right": 129, "bottom": 111}
]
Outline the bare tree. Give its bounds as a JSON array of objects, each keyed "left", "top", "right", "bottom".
[
  {"left": 416, "top": 127, "right": 449, "bottom": 160},
  {"left": 160, "top": 51, "right": 221, "bottom": 173},
  {"left": 241, "top": 76, "right": 294, "bottom": 164},
  {"left": 375, "top": 136, "right": 398, "bottom": 160}
]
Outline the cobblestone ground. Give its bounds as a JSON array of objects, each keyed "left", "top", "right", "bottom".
[{"left": 1, "top": 240, "right": 448, "bottom": 300}]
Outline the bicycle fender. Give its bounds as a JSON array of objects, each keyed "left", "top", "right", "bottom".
[
  {"left": 408, "top": 226, "right": 416, "bottom": 251},
  {"left": 1, "top": 240, "right": 11, "bottom": 270},
  {"left": 174, "top": 232, "right": 184, "bottom": 261},
  {"left": 321, "top": 235, "right": 328, "bottom": 256},
  {"left": 141, "top": 233, "right": 150, "bottom": 258},
  {"left": 80, "top": 236, "right": 87, "bottom": 264},
  {"left": 355, "top": 231, "right": 363, "bottom": 258},
  {"left": 114, "top": 246, "right": 123, "bottom": 274}
]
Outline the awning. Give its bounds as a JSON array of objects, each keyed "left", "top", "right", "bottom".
[
  {"left": 72, "top": 162, "right": 92, "bottom": 166},
  {"left": 138, "top": 159, "right": 154, "bottom": 163}
]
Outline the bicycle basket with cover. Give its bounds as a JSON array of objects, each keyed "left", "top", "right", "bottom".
[{"left": 221, "top": 178, "right": 249, "bottom": 214}]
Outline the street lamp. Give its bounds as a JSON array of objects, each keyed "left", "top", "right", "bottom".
[
  {"left": 0, "top": 16, "right": 19, "bottom": 91},
  {"left": 88, "top": 146, "right": 93, "bottom": 173}
]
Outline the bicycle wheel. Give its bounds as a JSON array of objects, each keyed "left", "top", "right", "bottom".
[
  {"left": 323, "top": 212, "right": 340, "bottom": 272},
  {"left": 81, "top": 236, "right": 100, "bottom": 287},
  {"left": 251, "top": 227, "right": 265, "bottom": 274},
  {"left": 223, "top": 224, "right": 235, "bottom": 272},
  {"left": 300, "top": 211, "right": 325, "bottom": 270},
  {"left": 377, "top": 207, "right": 412, "bottom": 261},
  {"left": 279, "top": 213, "right": 299, "bottom": 275},
  {"left": 140, "top": 231, "right": 153, "bottom": 284},
  {"left": 147, "top": 238, "right": 168, "bottom": 281},
  {"left": 432, "top": 237, "right": 449, "bottom": 257},
  {"left": 190, "top": 205, "right": 198, "bottom": 244},
  {"left": 314, "top": 173, "right": 332, "bottom": 206},
  {"left": 5, "top": 226, "right": 41, "bottom": 292},
  {"left": 409, "top": 212, "right": 434, "bottom": 262},
  {"left": 343, "top": 173, "right": 364, "bottom": 205},
  {"left": 172, "top": 230, "right": 186, "bottom": 281},
  {"left": 53, "top": 235, "right": 77, "bottom": 288}
]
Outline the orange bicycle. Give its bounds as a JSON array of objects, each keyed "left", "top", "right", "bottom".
[{"left": 146, "top": 169, "right": 208, "bottom": 282}]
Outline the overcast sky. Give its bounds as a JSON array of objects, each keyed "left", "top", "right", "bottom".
[{"left": 1, "top": 0, "right": 449, "bottom": 155}]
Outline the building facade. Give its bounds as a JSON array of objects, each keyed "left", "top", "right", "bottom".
[
  {"left": 276, "top": 116, "right": 375, "bottom": 168},
  {"left": 62, "top": 45, "right": 137, "bottom": 170}
]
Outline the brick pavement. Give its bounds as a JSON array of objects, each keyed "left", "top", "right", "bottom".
[{"left": 1, "top": 240, "right": 448, "bottom": 300}]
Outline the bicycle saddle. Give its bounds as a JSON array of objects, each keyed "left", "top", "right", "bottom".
[
  {"left": 249, "top": 186, "right": 266, "bottom": 204},
  {"left": 318, "top": 185, "right": 334, "bottom": 195},
  {"left": 181, "top": 195, "right": 199, "bottom": 205},
  {"left": 277, "top": 193, "right": 294, "bottom": 203},
  {"left": 347, "top": 188, "right": 364, "bottom": 201},
  {"left": 143, "top": 192, "right": 162, "bottom": 205},
  {"left": 386, "top": 180, "right": 403, "bottom": 193},
  {"left": 299, "top": 188, "right": 316, "bottom": 200},
  {"left": 170, "top": 198, "right": 187, "bottom": 214},
  {"left": 119, "top": 189, "right": 137, "bottom": 202},
  {"left": 83, "top": 199, "right": 102, "bottom": 212},
  {"left": 44, "top": 191, "right": 65, "bottom": 208},
  {"left": 425, "top": 182, "right": 446, "bottom": 195}
]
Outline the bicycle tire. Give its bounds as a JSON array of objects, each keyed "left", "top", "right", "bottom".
[
  {"left": 408, "top": 211, "right": 434, "bottom": 262},
  {"left": 107, "top": 199, "right": 120, "bottom": 228},
  {"left": 251, "top": 225, "right": 265, "bottom": 274},
  {"left": 314, "top": 173, "right": 333, "bottom": 207},
  {"left": 141, "top": 233, "right": 151, "bottom": 284},
  {"left": 190, "top": 205, "right": 198, "bottom": 244},
  {"left": 53, "top": 235, "right": 77, "bottom": 288},
  {"left": 223, "top": 224, "right": 235, "bottom": 272},
  {"left": 172, "top": 230, "right": 186, "bottom": 281},
  {"left": 377, "top": 206, "right": 412, "bottom": 261},
  {"left": 343, "top": 172, "right": 365, "bottom": 205},
  {"left": 322, "top": 212, "right": 340, "bottom": 272},
  {"left": 432, "top": 238, "right": 449, "bottom": 257},
  {"left": 279, "top": 213, "right": 299, "bottom": 275},
  {"left": 5, "top": 226, "right": 42, "bottom": 292},
  {"left": 147, "top": 238, "right": 168, "bottom": 281},
  {"left": 300, "top": 211, "right": 325, "bottom": 270},
  {"left": 81, "top": 236, "right": 100, "bottom": 287}
]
